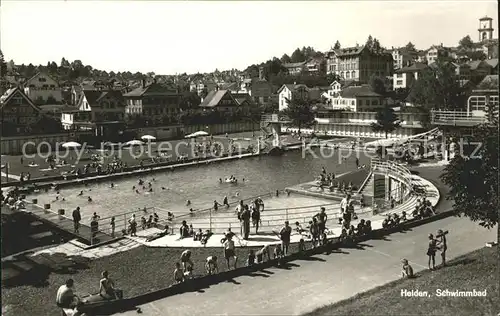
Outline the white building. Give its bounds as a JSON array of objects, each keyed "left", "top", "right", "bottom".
[
  {"left": 329, "top": 85, "right": 386, "bottom": 112},
  {"left": 277, "top": 84, "right": 309, "bottom": 111},
  {"left": 393, "top": 62, "right": 428, "bottom": 89},
  {"left": 23, "top": 72, "right": 63, "bottom": 105}
]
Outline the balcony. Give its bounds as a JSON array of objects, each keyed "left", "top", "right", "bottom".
[{"left": 430, "top": 110, "right": 487, "bottom": 126}]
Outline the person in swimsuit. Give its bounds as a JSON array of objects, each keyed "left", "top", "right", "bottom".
[
  {"left": 279, "top": 221, "right": 292, "bottom": 256},
  {"left": 213, "top": 200, "right": 220, "bottom": 211},
  {"left": 173, "top": 262, "right": 184, "bottom": 283},
  {"left": 427, "top": 233, "right": 437, "bottom": 270},
  {"left": 205, "top": 256, "right": 219, "bottom": 275},
  {"left": 255, "top": 245, "right": 271, "bottom": 263},
  {"left": 314, "top": 207, "right": 328, "bottom": 236},
  {"left": 180, "top": 250, "right": 194, "bottom": 272},
  {"left": 223, "top": 234, "right": 237, "bottom": 269},
  {"left": 99, "top": 271, "right": 118, "bottom": 300},
  {"left": 436, "top": 229, "right": 448, "bottom": 267},
  {"left": 401, "top": 259, "right": 414, "bottom": 278}
]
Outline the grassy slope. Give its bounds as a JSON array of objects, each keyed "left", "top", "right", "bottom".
[
  {"left": 305, "top": 246, "right": 499, "bottom": 316},
  {"left": 2, "top": 242, "right": 304, "bottom": 316}
]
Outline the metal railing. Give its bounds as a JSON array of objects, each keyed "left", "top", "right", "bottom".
[
  {"left": 261, "top": 114, "right": 279, "bottom": 122},
  {"left": 164, "top": 198, "right": 374, "bottom": 235},
  {"left": 430, "top": 110, "right": 488, "bottom": 126},
  {"left": 370, "top": 159, "right": 414, "bottom": 213}
]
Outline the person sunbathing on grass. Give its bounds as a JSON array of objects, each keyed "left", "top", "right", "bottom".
[
  {"left": 174, "top": 262, "right": 185, "bottom": 284},
  {"left": 255, "top": 245, "right": 271, "bottom": 263},
  {"left": 205, "top": 256, "right": 219, "bottom": 275},
  {"left": 180, "top": 249, "right": 194, "bottom": 272},
  {"left": 273, "top": 244, "right": 284, "bottom": 259}
]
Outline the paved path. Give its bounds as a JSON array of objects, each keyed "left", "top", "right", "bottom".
[{"left": 114, "top": 216, "right": 496, "bottom": 316}]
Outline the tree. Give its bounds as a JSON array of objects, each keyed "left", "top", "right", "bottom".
[
  {"left": 458, "top": 35, "right": 474, "bottom": 50},
  {"left": 466, "top": 50, "right": 487, "bottom": 61},
  {"left": 291, "top": 48, "right": 306, "bottom": 63},
  {"left": 369, "top": 75, "right": 386, "bottom": 95},
  {"left": 279, "top": 98, "right": 316, "bottom": 133},
  {"left": 404, "top": 42, "right": 416, "bottom": 53},
  {"left": 407, "top": 62, "right": 463, "bottom": 110},
  {"left": 0, "top": 50, "right": 6, "bottom": 78},
  {"left": 372, "top": 38, "right": 382, "bottom": 52},
  {"left": 280, "top": 54, "right": 292, "bottom": 64},
  {"left": 370, "top": 105, "right": 400, "bottom": 138},
  {"left": 440, "top": 108, "right": 498, "bottom": 228},
  {"left": 334, "top": 41, "right": 341, "bottom": 49},
  {"left": 365, "top": 35, "right": 374, "bottom": 49},
  {"left": 60, "top": 57, "right": 70, "bottom": 68}
]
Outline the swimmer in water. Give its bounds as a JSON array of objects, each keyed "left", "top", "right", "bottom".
[
  {"left": 62, "top": 197, "right": 66, "bottom": 201},
  {"left": 110, "top": 183, "right": 114, "bottom": 188},
  {"left": 162, "top": 187, "right": 166, "bottom": 190},
  {"left": 88, "top": 196, "right": 93, "bottom": 202},
  {"left": 136, "top": 190, "right": 140, "bottom": 194},
  {"left": 78, "top": 190, "right": 83, "bottom": 196},
  {"left": 186, "top": 200, "right": 191, "bottom": 206},
  {"left": 148, "top": 188, "right": 153, "bottom": 192},
  {"left": 219, "top": 178, "right": 222, "bottom": 183},
  {"left": 132, "top": 186, "right": 136, "bottom": 190}
]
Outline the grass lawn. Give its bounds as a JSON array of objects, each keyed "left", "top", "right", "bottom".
[
  {"left": 2, "top": 241, "right": 306, "bottom": 316},
  {"left": 305, "top": 246, "right": 499, "bottom": 316}
]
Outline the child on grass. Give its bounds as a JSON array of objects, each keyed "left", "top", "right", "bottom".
[
  {"left": 401, "top": 259, "right": 414, "bottom": 278},
  {"left": 205, "top": 256, "right": 219, "bottom": 275},
  {"left": 174, "top": 262, "right": 184, "bottom": 284}
]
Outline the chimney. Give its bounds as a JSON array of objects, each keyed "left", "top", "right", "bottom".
[{"left": 141, "top": 79, "right": 146, "bottom": 88}]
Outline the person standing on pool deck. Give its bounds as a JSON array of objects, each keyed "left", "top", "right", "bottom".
[
  {"left": 223, "top": 196, "right": 229, "bottom": 208},
  {"left": 314, "top": 207, "right": 328, "bottom": 236},
  {"left": 72, "top": 207, "right": 81, "bottom": 234},
  {"left": 240, "top": 205, "right": 251, "bottom": 240},
  {"left": 279, "top": 221, "right": 292, "bottom": 256}
]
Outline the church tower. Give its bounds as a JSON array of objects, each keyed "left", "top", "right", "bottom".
[{"left": 478, "top": 16, "right": 494, "bottom": 42}]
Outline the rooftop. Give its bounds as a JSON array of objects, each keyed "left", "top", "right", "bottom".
[
  {"left": 340, "top": 84, "right": 383, "bottom": 98},
  {"left": 395, "top": 62, "right": 428, "bottom": 73}
]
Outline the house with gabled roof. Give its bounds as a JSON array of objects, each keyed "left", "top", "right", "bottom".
[
  {"left": 329, "top": 84, "right": 387, "bottom": 112},
  {"left": 61, "top": 89, "right": 126, "bottom": 132},
  {"left": 199, "top": 89, "right": 250, "bottom": 113},
  {"left": 23, "top": 71, "right": 63, "bottom": 105},
  {"left": 123, "top": 80, "right": 181, "bottom": 122},
  {"left": 0, "top": 87, "right": 41, "bottom": 135},
  {"left": 393, "top": 62, "right": 429, "bottom": 89},
  {"left": 277, "top": 83, "right": 310, "bottom": 111},
  {"left": 326, "top": 45, "right": 393, "bottom": 82}
]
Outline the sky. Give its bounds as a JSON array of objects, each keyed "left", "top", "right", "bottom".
[{"left": 1, "top": 1, "right": 498, "bottom": 75}]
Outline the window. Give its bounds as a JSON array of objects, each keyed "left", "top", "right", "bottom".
[
  {"left": 346, "top": 72, "right": 350, "bottom": 79},
  {"left": 372, "top": 100, "right": 379, "bottom": 106},
  {"left": 358, "top": 100, "right": 363, "bottom": 106},
  {"left": 396, "top": 80, "right": 403, "bottom": 85},
  {"left": 396, "top": 74, "right": 403, "bottom": 78},
  {"left": 468, "top": 96, "right": 487, "bottom": 112}
]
